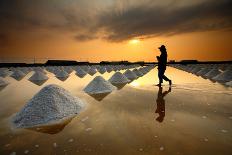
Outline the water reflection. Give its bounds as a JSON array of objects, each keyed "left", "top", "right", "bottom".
[
  {"left": 88, "top": 92, "right": 111, "bottom": 101},
  {"left": 155, "top": 86, "right": 171, "bottom": 123},
  {"left": 26, "top": 117, "right": 74, "bottom": 134},
  {"left": 29, "top": 79, "right": 48, "bottom": 86},
  {"left": 111, "top": 83, "right": 127, "bottom": 90}
]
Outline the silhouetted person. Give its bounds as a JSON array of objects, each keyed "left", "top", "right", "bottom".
[
  {"left": 156, "top": 45, "right": 172, "bottom": 87},
  {"left": 155, "top": 86, "right": 171, "bottom": 123}
]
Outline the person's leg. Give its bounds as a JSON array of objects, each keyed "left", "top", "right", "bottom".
[
  {"left": 162, "top": 70, "right": 172, "bottom": 85},
  {"left": 158, "top": 69, "right": 164, "bottom": 85}
]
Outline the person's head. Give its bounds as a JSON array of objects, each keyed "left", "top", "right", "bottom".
[{"left": 158, "top": 45, "right": 166, "bottom": 53}]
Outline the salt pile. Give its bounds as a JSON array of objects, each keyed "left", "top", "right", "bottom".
[
  {"left": 133, "top": 69, "right": 143, "bottom": 77},
  {"left": 0, "top": 68, "right": 11, "bottom": 77},
  {"left": 108, "top": 72, "right": 130, "bottom": 84},
  {"left": 196, "top": 68, "right": 211, "bottom": 76},
  {"left": 29, "top": 71, "right": 49, "bottom": 86},
  {"left": 98, "top": 67, "right": 106, "bottom": 74},
  {"left": 123, "top": 70, "right": 138, "bottom": 80},
  {"left": 203, "top": 68, "right": 221, "bottom": 79},
  {"left": 83, "top": 76, "right": 116, "bottom": 94},
  {"left": 0, "top": 77, "right": 9, "bottom": 87},
  {"left": 88, "top": 67, "right": 97, "bottom": 76},
  {"left": 55, "top": 70, "right": 69, "bottom": 81},
  {"left": 10, "top": 70, "right": 26, "bottom": 81},
  {"left": 75, "top": 67, "right": 87, "bottom": 78},
  {"left": 212, "top": 70, "right": 232, "bottom": 82},
  {"left": 12, "top": 84, "right": 85, "bottom": 128}
]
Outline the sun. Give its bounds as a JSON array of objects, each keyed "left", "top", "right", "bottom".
[{"left": 129, "top": 39, "right": 140, "bottom": 44}]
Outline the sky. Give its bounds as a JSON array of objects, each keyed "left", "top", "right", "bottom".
[{"left": 0, "top": 0, "right": 232, "bottom": 62}]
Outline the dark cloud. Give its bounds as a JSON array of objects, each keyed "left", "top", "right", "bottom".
[
  {"left": 0, "top": 0, "right": 232, "bottom": 43},
  {"left": 97, "top": 0, "right": 232, "bottom": 41}
]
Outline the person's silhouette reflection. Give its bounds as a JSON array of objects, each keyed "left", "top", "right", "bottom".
[{"left": 155, "top": 86, "right": 171, "bottom": 123}]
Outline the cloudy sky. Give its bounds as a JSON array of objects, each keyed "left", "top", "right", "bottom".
[{"left": 0, "top": 0, "right": 232, "bottom": 62}]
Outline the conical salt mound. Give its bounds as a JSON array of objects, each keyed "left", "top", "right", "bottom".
[
  {"left": 212, "top": 70, "right": 232, "bottom": 82},
  {"left": 98, "top": 67, "right": 106, "bottom": 74},
  {"left": 0, "top": 77, "right": 9, "bottom": 87},
  {"left": 203, "top": 68, "right": 221, "bottom": 79},
  {"left": 123, "top": 70, "right": 138, "bottom": 80},
  {"left": 29, "top": 71, "right": 49, "bottom": 81},
  {"left": 29, "top": 71, "right": 49, "bottom": 86},
  {"left": 11, "top": 70, "right": 26, "bottom": 81},
  {"left": 196, "top": 68, "right": 211, "bottom": 76},
  {"left": 12, "top": 84, "right": 85, "bottom": 128},
  {"left": 108, "top": 72, "right": 130, "bottom": 84},
  {"left": 55, "top": 70, "right": 69, "bottom": 78},
  {"left": 83, "top": 76, "right": 116, "bottom": 94},
  {"left": 75, "top": 67, "right": 87, "bottom": 78},
  {"left": 133, "top": 69, "right": 143, "bottom": 77},
  {"left": 0, "top": 68, "right": 11, "bottom": 77},
  {"left": 88, "top": 67, "right": 97, "bottom": 76}
]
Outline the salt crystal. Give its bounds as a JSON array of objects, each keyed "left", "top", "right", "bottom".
[{"left": 221, "top": 129, "right": 228, "bottom": 133}]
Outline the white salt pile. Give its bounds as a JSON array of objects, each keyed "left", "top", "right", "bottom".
[
  {"left": 98, "top": 67, "right": 106, "bottom": 74},
  {"left": 0, "top": 68, "right": 11, "bottom": 77},
  {"left": 55, "top": 70, "right": 69, "bottom": 81},
  {"left": 75, "top": 67, "right": 87, "bottom": 78},
  {"left": 123, "top": 70, "right": 138, "bottom": 80},
  {"left": 212, "top": 70, "right": 232, "bottom": 82},
  {"left": 196, "top": 68, "right": 211, "bottom": 76},
  {"left": 88, "top": 67, "right": 97, "bottom": 76},
  {"left": 108, "top": 72, "right": 130, "bottom": 84},
  {"left": 12, "top": 84, "right": 85, "bottom": 128},
  {"left": 10, "top": 70, "right": 26, "bottom": 81},
  {"left": 133, "top": 68, "right": 143, "bottom": 77},
  {"left": 29, "top": 71, "right": 49, "bottom": 81},
  {"left": 0, "top": 77, "right": 9, "bottom": 87},
  {"left": 29, "top": 71, "right": 49, "bottom": 86},
  {"left": 203, "top": 68, "right": 221, "bottom": 79},
  {"left": 83, "top": 76, "right": 116, "bottom": 94}
]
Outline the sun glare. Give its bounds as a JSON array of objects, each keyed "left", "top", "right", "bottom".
[{"left": 129, "top": 39, "right": 140, "bottom": 44}]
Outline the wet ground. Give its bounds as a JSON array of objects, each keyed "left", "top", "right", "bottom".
[{"left": 0, "top": 67, "right": 232, "bottom": 155}]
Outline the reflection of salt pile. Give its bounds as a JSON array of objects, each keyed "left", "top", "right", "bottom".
[
  {"left": 12, "top": 84, "right": 85, "bottom": 128},
  {"left": 29, "top": 71, "right": 49, "bottom": 86},
  {"left": 11, "top": 70, "right": 26, "bottom": 81},
  {"left": 123, "top": 70, "right": 138, "bottom": 80},
  {"left": 0, "top": 77, "right": 9, "bottom": 87},
  {"left": 212, "top": 70, "right": 232, "bottom": 82},
  {"left": 84, "top": 76, "right": 116, "bottom": 94},
  {"left": 109, "top": 72, "right": 130, "bottom": 84}
]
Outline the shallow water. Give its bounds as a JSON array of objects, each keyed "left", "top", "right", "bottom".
[{"left": 0, "top": 67, "right": 232, "bottom": 155}]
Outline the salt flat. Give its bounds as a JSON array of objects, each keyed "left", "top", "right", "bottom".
[{"left": 0, "top": 66, "right": 232, "bottom": 155}]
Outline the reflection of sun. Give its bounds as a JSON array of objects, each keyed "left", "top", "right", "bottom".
[
  {"left": 129, "top": 39, "right": 140, "bottom": 44},
  {"left": 130, "top": 81, "right": 140, "bottom": 87}
]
